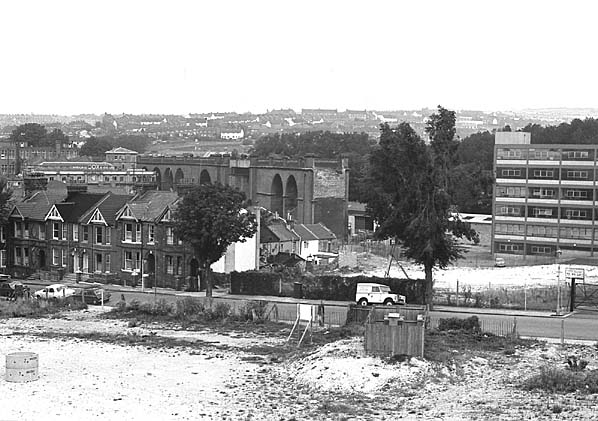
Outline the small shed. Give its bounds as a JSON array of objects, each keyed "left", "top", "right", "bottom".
[{"left": 364, "top": 305, "right": 427, "bottom": 358}]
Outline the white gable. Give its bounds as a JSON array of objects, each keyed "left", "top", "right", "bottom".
[
  {"left": 45, "top": 205, "right": 64, "bottom": 222},
  {"left": 117, "top": 205, "right": 136, "bottom": 220},
  {"left": 161, "top": 209, "right": 172, "bottom": 222},
  {"left": 89, "top": 209, "right": 107, "bottom": 225}
]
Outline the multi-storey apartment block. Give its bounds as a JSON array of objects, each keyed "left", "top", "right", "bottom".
[{"left": 492, "top": 132, "right": 598, "bottom": 259}]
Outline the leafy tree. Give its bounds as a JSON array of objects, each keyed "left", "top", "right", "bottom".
[
  {"left": 172, "top": 183, "right": 257, "bottom": 296},
  {"left": 365, "top": 116, "right": 477, "bottom": 307},
  {"left": 10, "top": 123, "right": 70, "bottom": 148},
  {"left": 80, "top": 137, "right": 114, "bottom": 156},
  {"left": 0, "top": 177, "right": 13, "bottom": 224}
]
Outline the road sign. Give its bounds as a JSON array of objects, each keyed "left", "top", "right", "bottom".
[{"left": 565, "top": 268, "right": 585, "bottom": 280}]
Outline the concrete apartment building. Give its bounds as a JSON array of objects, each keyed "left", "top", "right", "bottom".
[{"left": 492, "top": 131, "right": 598, "bottom": 260}]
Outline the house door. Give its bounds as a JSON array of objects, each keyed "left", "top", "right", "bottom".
[
  {"left": 95, "top": 253, "right": 103, "bottom": 273},
  {"left": 39, "top": 250, "right": 46, "bottom": 269},
  {"left": 82, "top": 254, "right": 89, "bottom": 273}
]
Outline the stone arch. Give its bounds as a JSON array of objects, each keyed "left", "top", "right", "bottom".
[
  {"left": 199, "top": 169, "right": 212, "bottom": 185},
  {"left": 285, "top": 175, "right": 298, "bottom": 220},
  {"left": 164, "top": 168, "right": 174, "bottom": 191},
  {"left": 153, "top": 167, "right": 162, "bottom": 188},
  {"left": 174, "top": 168, "right": 185, "bottom": 185},
  {"left": 271, "top": 174, "right": 284, "bottom": 216}
]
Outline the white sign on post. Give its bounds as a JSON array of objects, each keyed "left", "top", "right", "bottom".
[{"left": 565, "top": 268, "right": 585, "bottom": 280}]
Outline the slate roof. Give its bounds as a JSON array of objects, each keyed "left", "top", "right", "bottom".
[
  {"left": 264, "top": 223, "right": 299, "bottom": 242},
  {"left": 10, "top": 202, "right": 53, "bottom": 221},
  {"left": 124, "top": 191, "right": 180, "bottom": 222},
  {"left": 55, "top": 193, "right": 107, "bottom": 223},
  {"left": 81, "top": 192, "right": 131, "bottom": 225},
  {"left": 296, "top": 223, "right": 336, "bottom": 241}
]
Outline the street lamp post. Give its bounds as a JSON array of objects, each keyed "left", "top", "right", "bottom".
[{"left": 556, "top": 248, "right": 562, "bottom": 316}]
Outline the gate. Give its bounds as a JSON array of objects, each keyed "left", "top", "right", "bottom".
[{"left": 572, "top": 279, "right": 598, "bottom": 310}]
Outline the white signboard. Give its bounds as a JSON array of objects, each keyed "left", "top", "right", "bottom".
[
  {"left": 298, "top": 304, "right": 313, "bottom": 322},
  {"left": 565, "top": 268, "right": 585, "bottom": 280}
]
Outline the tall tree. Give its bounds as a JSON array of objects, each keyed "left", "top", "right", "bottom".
[
  {"left": 426, "top": 105, "right": 458, "bottom": 190},
  {"left": 80, "top": 137, "right": 114, "bottom": 156},
  {"left": 172, "top": 183, "right": 257, "bottom": 296},
  {"left": 365, "top": 121, "right": 477, "bottom": 307}
]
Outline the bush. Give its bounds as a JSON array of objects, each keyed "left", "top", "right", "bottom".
[
  {"left": 174, "top": 297, "right": 204, "bottom": 318},
  {"left": 238, "top": 300, "right": 269, "bottom": 321},
  {"left": 204, "top": 302, "right": 232, "bottom": 321},
  {"left": 523, "top": 366, "right": 598, "bottom": 393},
  {"left": 438, "top": 316, "right": 481, "bottom": 332}
]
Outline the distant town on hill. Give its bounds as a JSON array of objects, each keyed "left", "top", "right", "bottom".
[{"left": 1, "top": 108, "right": 597, "bottom": 146}]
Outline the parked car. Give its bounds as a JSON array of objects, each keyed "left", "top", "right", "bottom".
[
  {"left": 494, "top": 257, "right": 506, "bottom": 268},
  {"left": 355, "top": 282, "right": 406, "bottom": 306},
  {"left": 0, "top": 281, "right": 30, "bottom": 299},
  {"left": 72, "top": 286, "right": 111, "bottom": 305},
  {"left": 34, "top": 284, "right": 76, "bottom": 300}
]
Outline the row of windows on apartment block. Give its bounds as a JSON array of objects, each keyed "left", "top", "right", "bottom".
[
  {"left": 496, "top": 206, "right": 596, "bottom": 220},
  {"left": 13, "top": 221, "right": 182, "bottom": 245},
  {"left": 12, "top": 247, "right": 185, "bottom": 275},
  {"left": 497, "top": 149, "right": 597, "bottom": 161},
  {"left": 46, "top": 175, "right": 154, "bottom": 184},
  {"left": 495, "top": 223, "right": 597, "bottom": 240},
  {"left": 494, "top": 242, "right": 590, "bottom": 255},
  {"left": 498, "top": 168, "right": 597, "bottom": 180},
  {"left": 497, "top": 186, "right": 597, "bottom": 200}
]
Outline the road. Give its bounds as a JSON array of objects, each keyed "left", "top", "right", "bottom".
[{"left": 24, "top": 281, "right": 598, "bottom": 342}]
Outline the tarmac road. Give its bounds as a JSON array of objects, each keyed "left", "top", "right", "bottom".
[{"left": 24, "top": 280, "right": 598, "bottom": 343}]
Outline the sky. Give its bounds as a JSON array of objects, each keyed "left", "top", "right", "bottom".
[{"left": 1, "top": 0, "right": 597, "bottom": 115}]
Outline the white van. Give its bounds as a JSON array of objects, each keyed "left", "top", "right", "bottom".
[{"left": 355, "top": 283, "right": 406, "bottom": 306}]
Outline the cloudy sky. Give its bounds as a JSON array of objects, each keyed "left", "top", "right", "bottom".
[{"left": 1, "top": 0, "right": 596, "bottom": 115}]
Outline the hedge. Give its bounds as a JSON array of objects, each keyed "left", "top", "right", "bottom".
[
  {"left": 301, "top": 275, "right": 425, "bottom": 304},
  {"left": 230, "top": 271, "right": 282, "bottom": 296}
]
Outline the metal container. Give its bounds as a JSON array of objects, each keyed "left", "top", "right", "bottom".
[{"left": 6, "top": 352, "right": 39, "bottom": 382}]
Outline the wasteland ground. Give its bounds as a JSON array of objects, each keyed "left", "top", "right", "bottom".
[{"left": 2, "top": 306, "right": 598, "bottom": 420}]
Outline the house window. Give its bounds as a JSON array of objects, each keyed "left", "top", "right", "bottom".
[
  {"left": 533, "top": 208, "right": 553, "bottom": 217},
  {"left": 62, "top": 224, "right": 67, "bottom": 240},
  {"left": 14, "top": 222, "right": 21, "bottom": 238},
  {"left": 567, "top": 170, "right": 588, "bottom": 179},
  {"left": 124, "top": 223, "right": 133, "bottom": 242},
  {"left": 565, "top": 209, "right": 587, "bottom": 219},
  {"left": 166, "top": 255, "right": 174, "bottom": 274},
  {"left": 532, "top": 188, "right": 555, "bottom": 198},
  {"left": 53, "top": 248, "right": 59, "bottom": 266},
  {"left": 166, "top": 227, "right": 174, "bottom": 245},
  {"left": 23, "top": 247, "right": 29, "bottom": 266},
  {"left": 95, "top": 253, "right": 102, "bottom": 272},
  {"left": 83, "top": 226, "right": 89, "bottom": 242},
  {"left": 0, "top": 226, "right": 5, "bottom": 242},
  {"left": 24, "top": 222, "right": 29, "bottom": 239},
  {"left": 499, "top": 243, "right": 520, "bottom": 252},
  {"left": 0, "top": 250, "right": 6, "bottom": 267},
  {"left": 531, "top": 246, "right": 553, "bottom": 255},
  {"left": 501, "top": 169, "right": 521, "bottom": 177},
  {"left": 136, "top": 224, "right": 141, "bottom": 243},
  {"left": 124, "top": 251, "right": 133, "bottom": 270},
  {"left": 72, "top": 224, "right": 78, "bottom": 241},
  {"left": 499, "top": 206, "right": 520, "bottom": 216},
  {"left": 62, "top": 249, "right": 67, "bottom": 267},
  {"left": 565, "top": 151, "right": 589, "bottom": 159},
  {"left": 95, "top": 226, "right": 103, "bottom": 244},
  {"left": 105, "top": 254, "right": 111, "bottom": 272},
  {"left": 53, "top": 222, "right": 60, "bottom": 240},
  {"left": 565, "top": 190, "right": 588, "bottom": 199},
  {"left": 148, "top": 225, "right": 155, "bottom": 243},
  {"left": 506, "top": 150, "right": 522, "bottom": 158},
  {"left": 135, "top": 252, "right": 141, "bottom": 270},
  {"left": 303, "top": 241, "right": 308, "bottom": 248},
  {"left": 533, "top": 170, "right": 553, "bottom": 178},
  {"left": 106, "top": 228, "right": 111, "bottom": 245}
]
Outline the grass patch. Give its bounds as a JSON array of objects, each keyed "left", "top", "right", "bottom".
[
  {"left": 0, "top": 297, "right": 87, "bottom": 317},
  {"left": 523, "top": 366, "right": 598, "bottom": 393},
  {"left": 424, "top": 329, "right": 535, "bottom": 362}
]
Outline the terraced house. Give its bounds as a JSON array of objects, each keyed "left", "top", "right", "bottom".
[
  {"left": 7, "top": 189, "right": 257, "bottom": 288},
  {"left": 492, "top": 131, "right": 598, "bottom": 260}
]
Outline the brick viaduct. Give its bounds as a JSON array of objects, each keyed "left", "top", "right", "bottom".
[{"left": 136, "top": 155, "right": 350, "bottom": 238}]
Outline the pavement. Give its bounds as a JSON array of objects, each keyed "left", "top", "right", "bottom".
[{"left": 22, "top": 277, "right": 575, "bottom": 319}]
